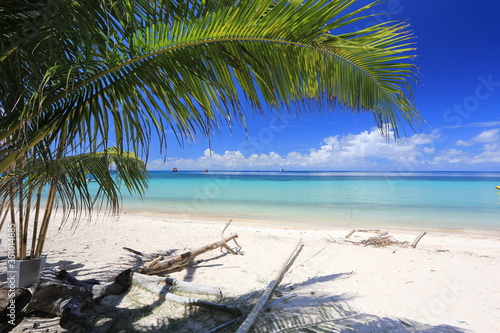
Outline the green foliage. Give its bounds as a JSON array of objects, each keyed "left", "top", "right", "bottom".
[
  {"left": 0, "top": 0, "right": 420, "bottom": 257},
  {"left": 1, "top": 0, "right": 420, "bottom": 174},
  {"left": 0, "top": 146, "right": 148, "bottom": 259}
]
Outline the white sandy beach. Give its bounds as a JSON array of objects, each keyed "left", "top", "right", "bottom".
[{"left": 4, "top": 212, "right": 500, "bottom": 332}]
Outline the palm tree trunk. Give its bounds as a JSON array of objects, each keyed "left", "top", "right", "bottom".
[
  {"left": 9, "top": 181, "right": 17, "bottom": 259},
  {"left": 0, "top": 196, "right": 9, "bottom": 231},
  {"left": 34, "top": 182, "right": 56, "bottom": 258},
  {"left": 34, "top": 132, "right": 66, "bottom": 258},
  {"left": 18, "top": 176, "right": 25, "bottom": 259},
  {"left": 22, "top": 183, "right": 34, "bottom": 259},
  {"left": 30, "top": 186, "right": 44, "bottom": 259}
]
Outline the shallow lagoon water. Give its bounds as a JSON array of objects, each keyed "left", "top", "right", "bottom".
[{"left": 116, "top": 171, "right": 500, "bottom": 232}]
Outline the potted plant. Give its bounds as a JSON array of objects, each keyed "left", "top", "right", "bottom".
[{"left": 0, "top": 142, "right": 148, "bottom": 287}]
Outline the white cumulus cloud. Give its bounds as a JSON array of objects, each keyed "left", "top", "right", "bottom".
[{"left": 148, "top": 127, "right": 439, "bottom": 170}]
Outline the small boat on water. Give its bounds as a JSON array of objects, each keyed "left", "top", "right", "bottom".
[{"left": 496, "top": 186, "right": 500, "bottom": 190}]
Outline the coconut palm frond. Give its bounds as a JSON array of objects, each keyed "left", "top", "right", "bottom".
[
  {"left": 0, "top": 147, "right": 148, "bottom": 259},
  {"left": 0, "top": 147, "right": 148, "bottom": 214},
  {"left": 0, "top": 0, "right": 419, "bottom": 173}
]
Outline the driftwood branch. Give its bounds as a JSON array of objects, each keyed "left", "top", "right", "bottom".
[
  {"left": 236, "top": 239, "right": 304, "bottom": 333},
  {"left": 132, "top": 273, "right": 222, "bottom": 296},
  {"left": 411, "top": 231, "right": 427, "bottom": 248},
  {"left": 126, "top": 221, "right": 242, "bottom": 275},
  {"left": 345, "top": 229, "right": 427, "bottom": 249},
  {"left": 345, "top": 229, "right": 387, "bottom": 238},
  {"left": 132, "top": 273, "right": 240, "bottom": 316},
  {"left": 133, "top": 233, "right": 241, "bottom": 275}
]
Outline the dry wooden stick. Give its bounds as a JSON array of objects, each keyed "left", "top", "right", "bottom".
[
  {"left": 411, "top": 231, "right": 427, "bottom": 248},
  {"left": 143, "top": 255, "right": 164, "bottom": 271},
  {"left": 133, "top": 275, "right": 240, "bottom": 316},
  {"left": 219, "top": 219, "right": 242, "bottom": 254},
  {"left": 345, "top": 229, "right": 384, "bottom": 238},
  {"left": 126, "top": 220, "right": 242, "bottom": 275},
  {"left": 138, "top": 233, "right": 240, "bottom": 275},
  {"left": 345, "top": 229, "right": 357, "bottom": 238},
  {"left": 132, "top": 273, "right": 221, "bottom": 296},
  {"left": 236, "top": 239, "right": 304, "bottom": 333}
]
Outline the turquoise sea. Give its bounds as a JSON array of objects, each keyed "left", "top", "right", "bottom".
[{"left": 118, "top": 171, "right": 500, "bottom": 232}]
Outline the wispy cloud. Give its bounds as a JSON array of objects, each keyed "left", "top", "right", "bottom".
[
  {"left": 441, "top": 120, "right": 500, "bottom": 130},
  {"left": 466, "top": 120, "right": 500, "bottom": 128},
  {"left": 455, "top": 128, "right": 500, "bottom": 146},
  {"left": 148, "top": 127, "right": 438, "bottom": 170},
  {"left": 147, "top": 127, "right": 500, "bottom": 171}
]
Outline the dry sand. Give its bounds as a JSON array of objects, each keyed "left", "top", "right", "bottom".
[{"left": 3, "top": 212, "right": 500, "bottom": 332}]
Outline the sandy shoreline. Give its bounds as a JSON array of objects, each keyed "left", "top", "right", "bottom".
[
  {"left": 3, "top": 212, "right": 500, "bottom": 332},
  {"left": 121, "top": 208, "right": 500, "bottom": 237}
]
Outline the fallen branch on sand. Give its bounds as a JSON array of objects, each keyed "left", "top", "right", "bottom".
[
  {"left": 124, "top": 219, "right": 242, "bottom": 275},
  {"left": 236, "top": 239, "right": 304, "bottom": 333},
  {"left": 344, "top": 229, "right": 427, "bottom": 248},
  {"left": 132, "top": 273, "right": 241, "bottom": 316}
]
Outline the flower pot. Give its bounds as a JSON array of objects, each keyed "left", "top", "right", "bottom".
[{"left": 8, "top": 255, "right": 47, "bottom": 288}]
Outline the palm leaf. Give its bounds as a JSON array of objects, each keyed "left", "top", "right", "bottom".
[
  {"left": 0, "top": 146, "right": 148, "bottom": 259},
  {"left": 1, "top": 0, "right": 420, "bottom": 173}
]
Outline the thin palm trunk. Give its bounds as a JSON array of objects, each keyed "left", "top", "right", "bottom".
[
  {"left": 0, "top": 196, "right": 9, "bottom": 231},
  {"left": 34, "top": 182, "right": 56, "bottom": 258},
  {"left": 34, "top": 133, "right": 66, "bottom": 258},
  {"left": 30, "top": 186, "right": 44, "bottom": 258},
  {"left": 9, "top": 181, "right": 17, "bottom": 259},
  {"left": 22, "top": 183, "right": 34, "bottom": 259},
  {"left": 18, "top": 176, "right": 25, "bottom": 259}
]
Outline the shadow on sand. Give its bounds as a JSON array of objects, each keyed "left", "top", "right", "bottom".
[{"left": 1, "top": 255, "right": 471, "bottom": 333}]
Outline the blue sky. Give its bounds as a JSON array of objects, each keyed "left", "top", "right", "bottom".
[{"left": 148, "top": 0, "right": 500, "bottom": 171}]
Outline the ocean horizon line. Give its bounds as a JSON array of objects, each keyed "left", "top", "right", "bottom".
[
  {"left": 143, "top": 170, "right": 500, "bottom": 179},
  {"left": 146, "top": 169, "right": 500, "bottom": 174}
]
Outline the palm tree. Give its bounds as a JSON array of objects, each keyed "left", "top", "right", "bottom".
[
  {"left": 0, "top": 144, "right": 148, "bottom": 260},
  {"left": 1, "top": 0, "right": 421, "bottom": 175},
  {"left": 0, "top": 0, "right": 421, "bottom": 257}
]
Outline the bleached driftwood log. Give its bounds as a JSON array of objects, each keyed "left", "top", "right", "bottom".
[
  {"left": 131, "top": 273, "right": 241, "bottom": 316},
  {"left": 345, "top": 229, "right": 387, "bottom": 238},
  {"left": 132, "top": 273, "right": 222, "bottom": 296},
  {"left": 125, "top": 220, "right": 242, "bottom": 275},
  {"left": 236, "top": 240, "right": 304, "bottom": 333},
  {"left": 411, "top": 231, "right": 427, "bottom": 248}
]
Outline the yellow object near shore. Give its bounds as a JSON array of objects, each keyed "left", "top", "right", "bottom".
[{"left": 496, "top": 186, "right": 500, "bottom": 190}]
